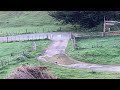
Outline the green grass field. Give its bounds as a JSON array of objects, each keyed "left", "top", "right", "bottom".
[
  {"left": 66, "top": 36, "right": 120, "bottom": 65},
  {"left": 0, "top": 11, "right": 59, "bottom": 36},
  {"left": 0, "top": 24, "right": 79, "bottom": 36},
  {"left": 0, "top": 40, "right": 50, "bottom": 65},
  {"left": 0, "top": 25, "right": 60, "bottom": 36},
  {"left": 0, "top": 11, "right": 80, "bottom": 36},
  {"left": 1, "top": 40, "right": 120, "bottom": 79},
  {"left": 0, "top": 40, "right": 50, "bottom": 78},
  {"left": 2, "top": 55, "right": 120, "bottom": 79}
]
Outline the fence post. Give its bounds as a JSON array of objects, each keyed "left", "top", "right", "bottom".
[
  {"left": 32, "top": 36, "right": 34, "bottom": 41},
  {"left": 7, "top": 37, "right": 8, "bottom": 43},
  {"left": 26, "top": 29, "right": 27, "bottom": 33},
  {"left": 47, "top": 28, "right": 49, "bottom": 32},
  {"left": 73, "top": 36, "right": 76, "bottom": 48},
  {"left": 6, "top": 32, "right": 8, "bottom": 36},
  {"left": 46, "top": 35, "right": 48, "bottom": 39},
  {"left": 18, "top": 37, "right": 20, "bottom": 41},
  {"left": 39, "top": 35, "right": 41, "bottom": 40},
  {"left": 27, "top": 36, "right": 29, "bottom": 41},
  {"left": 15, "top": 37, "right": 16, "bottom": 42},
  {"left": 32, "top": 41, "right": 37, "bottom": 51},
  {"left": 60, "top": 27, "right": 61, "bottom": 31},
  {"left": 72, "top": 35, "right": 76, "bottom": 48}
]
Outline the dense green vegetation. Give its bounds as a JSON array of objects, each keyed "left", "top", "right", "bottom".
[
  {"left": 66, "top": 36, "right": 120, "bottom": 65},
  {"left": 49, "top": 11, "right": 120, "bottom": 30}
]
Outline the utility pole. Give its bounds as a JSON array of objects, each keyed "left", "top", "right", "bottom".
[{"left": 103, "top": 16, "right": 106, "bottom": 36}]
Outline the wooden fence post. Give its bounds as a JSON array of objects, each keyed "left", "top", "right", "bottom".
[
  {"left": 27, "top": 36, "right": 29, "bottom": 41},
  {"left": 26, "top": 29, "right": 27, "bottom": 33},
  {"left": 7, "top": 37, "right": 8, "bottom": 43},
  {"left": 60, "top": 27, "right": 61, "bottom": 31},
  {"left": 46, "top": 35, "right": 48, "bottom": 39},
  {"left": 32, "top": 41, "right": 37, "bottom": 51},
  {"left": 15, "top": 37, "right": 16, "bottom": 42},
  {"left": 2, "top": 38, "right": 3, "bottom": 43},
  {"left": 6, "top": 32, "right": 8, "bottom": 36},
  {"left": 32, "top": 36, "right": 33, "bottom": 40},
  {"left": 18, "top": 37, "right": 20, "bottom": 41},
  {"left": 72, "top": 35, "right": 76, "bottom": 48}
]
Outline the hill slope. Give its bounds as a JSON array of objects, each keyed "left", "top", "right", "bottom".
[
  {"left": 0, "top": 11, "right": 59, "bottom": 27},
  {"left": 0, "top": 11, "right": 77, "bottom": 36}
]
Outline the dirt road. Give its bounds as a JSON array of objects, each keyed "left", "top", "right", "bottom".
[
  {"left": 37, "top": 32, "right": 120, "bottom": 72},
  {"left": 2, "top": 32, "right": 120, "bottom": 72}
]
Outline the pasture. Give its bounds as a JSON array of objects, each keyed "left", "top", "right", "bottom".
[{"left": 67, "top": 36, "right": 120, "bottom": 65}]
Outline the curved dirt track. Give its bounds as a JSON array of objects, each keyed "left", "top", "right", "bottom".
[
  {"left": 2, "top": 32, "right": 120, "bottom": 72},
  {"left": 37, "top": 32, "right": 120, "bottom": 72}
]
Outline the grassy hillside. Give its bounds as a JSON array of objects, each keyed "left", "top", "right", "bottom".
[
  {"left": 0, "top": 11, "right": 119, "bottom": 34},
  {"left": 66, "top": 36, "right": 120, "bottom": 65},
  {"left": 0, "top": 11, "right": 59, "bottom": 27},
  {"left": 0, "top": 11, "right": 79, "bottom": 36}
]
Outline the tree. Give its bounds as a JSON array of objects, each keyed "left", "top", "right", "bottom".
[{"left": 48, "top": 11, "right": 120, "bottom": 29}]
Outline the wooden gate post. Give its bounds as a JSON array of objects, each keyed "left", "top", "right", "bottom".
[{"left": 103, "top": 16, "right": 106, "bottom": 37}]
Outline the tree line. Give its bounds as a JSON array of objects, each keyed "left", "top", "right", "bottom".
[{"left": 48, "top": 11, "right": 120, "bottom": 29}]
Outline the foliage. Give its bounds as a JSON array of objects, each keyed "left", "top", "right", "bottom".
[{"left": 49, "top": 11, "right": 120, "bottom": 29}]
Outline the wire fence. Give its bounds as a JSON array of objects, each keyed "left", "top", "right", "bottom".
[
  {"left": 0, "top": 50, "right": 31, "bottom": 69},
  {"left": 71, "top": 31, "right": 120, "bottom": 49},
  {"left": 0, "top": 36, "right": 52, "bottom": 69},
  {"left": 0, "top": 27, "right": 63, "bottom": 37},
  {"left": 0, "top": 34, "right": 54, "bottom": 43}
]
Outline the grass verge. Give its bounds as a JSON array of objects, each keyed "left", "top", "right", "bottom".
[{"left": 66, "top": 36, "right": 120, "bottom": 65}]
